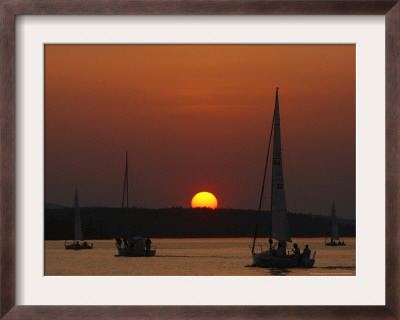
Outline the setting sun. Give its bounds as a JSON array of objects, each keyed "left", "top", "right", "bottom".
[{"left": 191, "top": 192, "right": 218, "bottom": 209}]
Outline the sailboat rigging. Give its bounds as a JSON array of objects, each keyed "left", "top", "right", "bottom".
[
  {"left": 65, "top": 189, "right": 93, "bottom": 250},
  {"left": 115, "top": 152, "right": 156, "bottom": 257},
  {"left": 325, "top": 202, "right": 346, "bottom": 246},
  {"left": 251, "top": 88, "right": 315, "bottom": 268}
]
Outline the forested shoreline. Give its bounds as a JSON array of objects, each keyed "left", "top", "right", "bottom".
[{"left": 45, "top": 207, "right": 355, "bottom": 240}]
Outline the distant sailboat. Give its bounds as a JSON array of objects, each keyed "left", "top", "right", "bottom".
[
  {"left": 251, "top": 88, "right": 315, "bottom": 268},
  {"left": 115, "top": 152, "right": 156, "bottom": 257},
  {"left": 325, "top": 202, "right": 346, "bottom": 246},
  {"left": 65, "top": 189, "right": 93, "bottom": 250}
]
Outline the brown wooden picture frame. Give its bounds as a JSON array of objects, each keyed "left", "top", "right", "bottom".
[{"left": 1, "top": 1, "right": 399, "bottom": 319}]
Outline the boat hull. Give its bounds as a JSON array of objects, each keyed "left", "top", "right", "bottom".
[
  {"left": 252, "top": 252, "right": 315, "bottom": 268},
  {"left": 252, "top": 252, "right": 272, "bottom": 268},
  {"left": 117, "top": 247, "right": 156, "bottom": 257},
  {"left": 65, "top": 242, "right": 93, "bottom": 250},
  {"left": 325, "top": 242, "right": 346, "bottom": 246}
]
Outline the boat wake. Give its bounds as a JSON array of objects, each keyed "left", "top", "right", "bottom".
[
  {"left": 155, "top": 255, "right": 241, "bottom": 259},
  {"left": 245, "top": 264, "right": 292, "bottom": 275},
  {"left": 315, "top": 266, "right": 355, "bottom": 270}
]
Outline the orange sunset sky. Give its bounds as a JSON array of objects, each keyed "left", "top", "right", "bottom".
[{"left": 45, "top": 44, "right": 355, "bottom": 218}]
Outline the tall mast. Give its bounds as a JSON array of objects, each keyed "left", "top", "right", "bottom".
[
  {"left": 271, "top": 88, "right": 290, "bottom": 242},
  {"left": 331, "top": 202, "right": 339, "bottom": 241},
  {"left": 121, "top": 151, "right": 129, "bottom": 209},
  {"left": 74, "top": 188, "right": 83, "bottom": 241},
  {"left": 126, "top": 151, "right": 129, "bottom": 208},
  {"left": 251, "top": 108, "right": 275, "bottom": 253},
  {"left": 120, "top": 152, "right": 129, "bottom": 236}
]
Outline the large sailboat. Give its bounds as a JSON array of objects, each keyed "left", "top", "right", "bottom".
[
  {"left": 251, "top": 88, "right": 315, "bottom": 268},
  {"left": 115, "top": 152, "right": 156, "bottom": 257},
  {"left": 325, "top": 202, "right": 346, "bottom": 246},
  {"left": 65, "top": 189, "right": 93, "bottom": 250}
]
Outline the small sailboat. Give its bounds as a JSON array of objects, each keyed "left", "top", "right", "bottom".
[
  {"left": 65, "top": 189, "right": 93, "bottom": 250},
  {"left": 251, "top": 88, "right": 315, "bottom": 268},
  {"left": 325, "top": 202, "right": 346, "bottom": 246},
  {"left": 115, "top": 152, "right": 156, "bottom": 257}
]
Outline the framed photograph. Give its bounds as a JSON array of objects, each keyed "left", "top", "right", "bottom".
[{"left": 1, "top": 1, "right": 399, "bottom": 319}]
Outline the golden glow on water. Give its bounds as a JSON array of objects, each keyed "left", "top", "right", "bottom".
[{"left": 45, "top": 238, "right": 355, "bottom": 276}]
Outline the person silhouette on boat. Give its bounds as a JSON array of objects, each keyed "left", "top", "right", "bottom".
[
  {"left": 276, "top": 243, "right": 284, "bottom": 257},
  {"left": 293, "top": 243, "right": 300, "bottom": 255},
  {"left": 115, "top": 238, "right": 122, "bottom": 248},
  {"left": 145, "top": 237, "right": 152, "bottom": 254},
  {"left": 292, "top": 243, "right": 301, "bottom": 265},
  {"left": 278, "top": 240, "right": 287, "bottom": 255},
  {"left": 268, "top": 238, "right": 273, "bottom": 250},
  {"left": 123, "top": 236, "right": 128, "bottom": 248},
  {"left": 302, "top": 244, "right": 311, "bottom": 259}
]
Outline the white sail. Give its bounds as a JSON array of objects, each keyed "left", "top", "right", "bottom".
[
  {"left": 331, "top": 202, "right": 339, "bottom": 240},
  {"left": 74, "top": 189, "right": 84, "bottom": 241},
  {"left": 271, "top": 88, "right": 291, "bottom": 242}
]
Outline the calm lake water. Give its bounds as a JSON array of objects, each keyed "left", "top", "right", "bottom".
[{"left": 45, "top": 238, "right": 355, "bottom": 276}]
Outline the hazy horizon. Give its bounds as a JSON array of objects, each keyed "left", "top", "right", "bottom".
[{"left": 44, "top": 202, "right": 355, "bottom": 220}]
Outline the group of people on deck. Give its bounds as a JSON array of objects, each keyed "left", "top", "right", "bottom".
[
  {"left": 325, "top": 237, "right": 346, "bottom": 245},
  {"left": 71, "top": 241, "right": 90, "bottom": 248},
  {"left": 115, "top": 236, "right": 152, "bottom": 253},
  {"left": 291, "top": 243, "right": 311, "bottom": 259},
  {"left": 270, "top": 238, "right": 311, "bottom": 260}
]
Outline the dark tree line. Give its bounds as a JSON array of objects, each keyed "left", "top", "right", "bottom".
[{"left": 45, "top": 207, "right": 355, "bottom": 240}]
